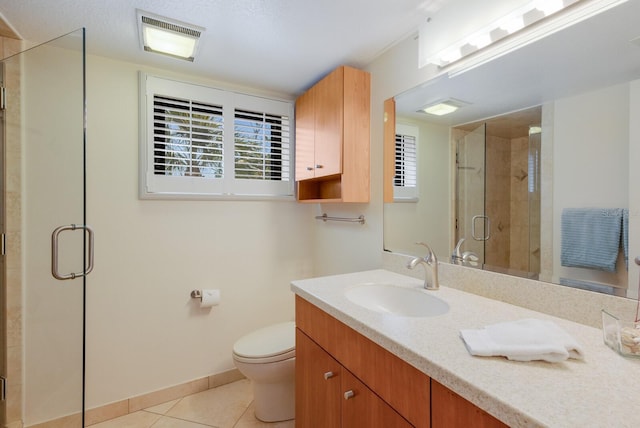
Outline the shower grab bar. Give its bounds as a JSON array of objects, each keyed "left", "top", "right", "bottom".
[
  {"left": 51, "top": 224, "right": 95, "bottom": 280},
  {"left": 315, "top": 213, "right": 365, "bottom": 225},
  {"left": 471, "top": 215, "right": 491, "bottom": 241}
]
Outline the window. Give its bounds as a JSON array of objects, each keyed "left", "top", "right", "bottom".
[
  {"left": 140, "top": 73, "right": 293, "bottom": 199},
  {"left": 394, "top": 124, "right": 418, "bottom": 201}
]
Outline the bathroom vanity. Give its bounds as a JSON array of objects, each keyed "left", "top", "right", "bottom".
[
  {"left": 291, "top": 269, "right": 640, "bottom": 427},
  {"left": 295, "top": 295, "right": 505, "bottom": 427}
]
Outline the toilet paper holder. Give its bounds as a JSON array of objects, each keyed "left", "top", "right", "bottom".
[{"left": 190, "top": 290, "right": 202, "bottom": 299}]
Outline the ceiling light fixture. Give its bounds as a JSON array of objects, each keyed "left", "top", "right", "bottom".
[
  {"left": 420, "top": 0, "right": 628, "bottom": 73},
  {"left": 419, "top": 99, "right": 468, "bottom": 116},
  {"left": 137, "top": 10, "right": 205, "bottom": 62}
]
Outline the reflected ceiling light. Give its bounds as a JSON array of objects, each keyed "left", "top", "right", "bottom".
[
  {"left": 137, "top": 10, "right": 205, "bottom": 62},
  {"left": 421, "top": 0, "right": 628, "bottom": 72},
  {"left": 420, "top": 99, "right": 468, "bottom": 116}
]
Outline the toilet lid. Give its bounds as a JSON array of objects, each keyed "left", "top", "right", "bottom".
[{"left": 233, "top": 321, "right": 295, "bottom": 359}]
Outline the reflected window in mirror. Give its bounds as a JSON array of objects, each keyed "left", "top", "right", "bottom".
[{"left": 394, "top": 124, "right": 418, "bottom": 202}]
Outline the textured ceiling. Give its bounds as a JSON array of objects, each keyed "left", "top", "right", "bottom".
[{"left": 0, "top": 0, "right": 442, "bottom": 96}]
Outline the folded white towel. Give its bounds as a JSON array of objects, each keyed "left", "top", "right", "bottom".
[{"left": 460, "top": 319, "right": 584, "bottom": 363}]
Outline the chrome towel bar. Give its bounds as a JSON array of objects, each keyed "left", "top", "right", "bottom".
[{"left": 315, "top": 213, "right": 365, "bottom": 225}]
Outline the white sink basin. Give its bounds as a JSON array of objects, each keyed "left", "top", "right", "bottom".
[{"left": 344, "top": 283, "right": 449, "bottom": 317}]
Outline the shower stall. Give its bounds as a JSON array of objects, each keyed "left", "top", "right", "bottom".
[
  {"left": 454, "top": 107, "right": 542, "bottom": 279},
  {"left": 1, "top": 29, "right": 89, "bottom": 427}
]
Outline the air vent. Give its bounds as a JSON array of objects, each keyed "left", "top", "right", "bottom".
[
  {"left": 140, "top": 15, "right": 202, "bottom": 39},
  {"left": 137, "top": 10, "right": 205, "bottom": 62}
]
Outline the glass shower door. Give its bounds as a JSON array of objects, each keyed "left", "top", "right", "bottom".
[
  {"left": 455, "top": 123, "right": 486, "bottom": 266},
  {"left": 3, "top": 29, "right": 87, "bottom": 426}
]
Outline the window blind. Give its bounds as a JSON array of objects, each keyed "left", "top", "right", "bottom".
[
  {"left": 140, "top": 73, "right": 294, "bottom": 199},
  {"left": 234, "top": 109, "right": 290, "bottom": 181},
  {"left": 395, "top": 133, "right": 417, "bottom": 188},
  {"left": 153, "top": 95, "right": 224, "bottom": 178}
]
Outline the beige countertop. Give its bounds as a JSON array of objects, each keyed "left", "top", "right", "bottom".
[{"left": 291, "top": 269, "right": 640, "bottom": 428}]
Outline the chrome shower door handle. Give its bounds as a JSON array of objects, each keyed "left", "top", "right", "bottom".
[
  {"left": 51, "top": 224, "right": 95, "bottom": 280},
  {"left": 471, "top": 215, "right": 491, "bottom": 241}
]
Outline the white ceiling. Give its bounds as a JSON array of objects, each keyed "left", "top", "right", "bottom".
[{"left": 0, "top": 0, "right": 443, "bottom": 96}]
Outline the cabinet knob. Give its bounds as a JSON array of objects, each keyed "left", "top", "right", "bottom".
[
  {"left": 323, "top": 371, "right": 335, "bottom": 380},
  {"left": 306, "top": 166, "right": 314, "bottom": 171},
  {"left": 315, "top": 164, "right": 324, "bottom": 169},
  {"left": 344, "top": 390, "right": 355, "bottom": 400}
]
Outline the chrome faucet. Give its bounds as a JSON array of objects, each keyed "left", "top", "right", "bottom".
[
  {"left": 407, "top": 242, "right": 439, "bottom": 290},
  {"left": 451, "top": 238, "right": 465, "bottom": 264},
  {"left": 450, "top": 238, "right": 480, "bottom": 266}
]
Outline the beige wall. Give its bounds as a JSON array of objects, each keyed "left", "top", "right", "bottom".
[
  {"left": 383, "top": 117, "right": 451, "bottom": 258},
  {"left": 81, "top": 55, "right": 316, "bottom": 412},
  {"left": 12, "top": 47, "right": 316, "bottom": 425},
  {"left": 552, "top": 82, "right": 630, "bottom": 291}
]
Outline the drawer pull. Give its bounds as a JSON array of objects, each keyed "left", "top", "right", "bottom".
[
  {"left": 323, "top": 371, "right": 335, "bottom": 380},
  {"left": 306, "top": 166, "right": 314, "bottom": 171},
  {"left": 315, "top": 164, "right": 324, "bottom": 169},
  {"left": 344, "top": 390, "right": 355, "bottom": 400}
]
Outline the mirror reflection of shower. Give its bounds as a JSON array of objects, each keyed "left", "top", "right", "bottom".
[{"left": 454, "top": 106, "right": 542, "bottom": 279}]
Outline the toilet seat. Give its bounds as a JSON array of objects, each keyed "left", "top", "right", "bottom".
[{"left": 233, "top": 321, "right": 295, "bottom": 364}]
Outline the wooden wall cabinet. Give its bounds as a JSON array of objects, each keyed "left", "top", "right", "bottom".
[
  {"left": 295, "top": 66, "right": 370, "bottom": 203},
  {"left": 295, "top": 296, "right": 509, "bottom": 428}
]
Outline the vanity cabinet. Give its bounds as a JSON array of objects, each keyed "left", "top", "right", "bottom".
[
  {"left": 296, "top": 329, "right": 411, "bottom": 427},
  {"left": 295, "top": 296, "right": 509, "bottom": 428},
  {"left": 431, "top": 380, "right": 507, "bottom": 428},
  {"left": 296, "top": 296, "right": 429, "bottom": 427},
  {"left": 295, "top": 65, "right": 370, "bottom": 203}
]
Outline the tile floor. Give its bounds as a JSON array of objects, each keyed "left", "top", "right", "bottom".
[{"left": 88, "top": 379, "right": 294, "bottom": 428}]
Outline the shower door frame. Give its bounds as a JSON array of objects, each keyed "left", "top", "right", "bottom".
[
  {"left": 455, "top": 123, "right": 487, "bottom": 266},
  {"left": 0, "top": 61, "right": 7, "bottom": 425},
  {"left": 1, "top": 28, "right": 88, "bottom": 427}
]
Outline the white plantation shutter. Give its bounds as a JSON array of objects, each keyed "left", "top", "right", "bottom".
[
  {"left": 233, "top": 108, "right": 291, "bottom": 181},
  {"left": 153, "top": 95, "right": 224, "bottom": 178},
  {"left": 394, "top": 124, "right": 419, "bottom": 201},
  {"left": 140, "top": 73, "right": 294, "bottom": 199}
]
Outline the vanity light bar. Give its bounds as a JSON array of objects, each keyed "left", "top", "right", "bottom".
[
  {"left": 427, "top": 0, "right": 580, "bottom": 67},
  {"left": 425, "top": 0, "right": 629, "bottom": 72}
]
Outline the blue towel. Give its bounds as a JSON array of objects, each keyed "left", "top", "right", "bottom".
[
  {"left": 558, "top": 277, "right": 616, "bottom": 295},
  {"left": 560, "top": 208, "right": 622, "bottom": 272}
]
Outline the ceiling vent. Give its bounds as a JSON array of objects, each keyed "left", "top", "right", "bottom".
[{"left": 137, "top": 10, "right": 205, "bottom": 62}]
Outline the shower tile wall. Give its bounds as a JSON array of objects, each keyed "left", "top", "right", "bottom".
[
  {"left": 510, "top": 136, "right": 531, "bottom": 272},
  {"left": 485, "top": 135, "right": 511, "bottom": 268},
  {"left": 485, "top": 134, "right": 532, "bottom": 273},
  {"left": 1, "top": 34, "right": 25, "bottom": 428}
]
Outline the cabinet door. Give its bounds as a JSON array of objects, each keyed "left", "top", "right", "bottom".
[
  {"left": 295, "top": 329, "right": 342, "bottom": 428},
  {"left": 431, "top": 380, "right": 507, "bottom": 428},
  {"left": 342, "top": 370, "right": 413, "bottom": 428},
  {"left": 313, "top": 67, "right": 343, "bottom": 177},
  {"left": 295, "top": 88, "right": 316, "bottom": 181}
]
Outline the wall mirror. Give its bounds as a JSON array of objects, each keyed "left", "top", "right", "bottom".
[{"left": 383, "top": 1, "right": 640, "bottom": 299}]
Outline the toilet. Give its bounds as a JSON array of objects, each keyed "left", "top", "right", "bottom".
[{"left": 232, "top": 321, "right": 296, "bottom": 422}]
